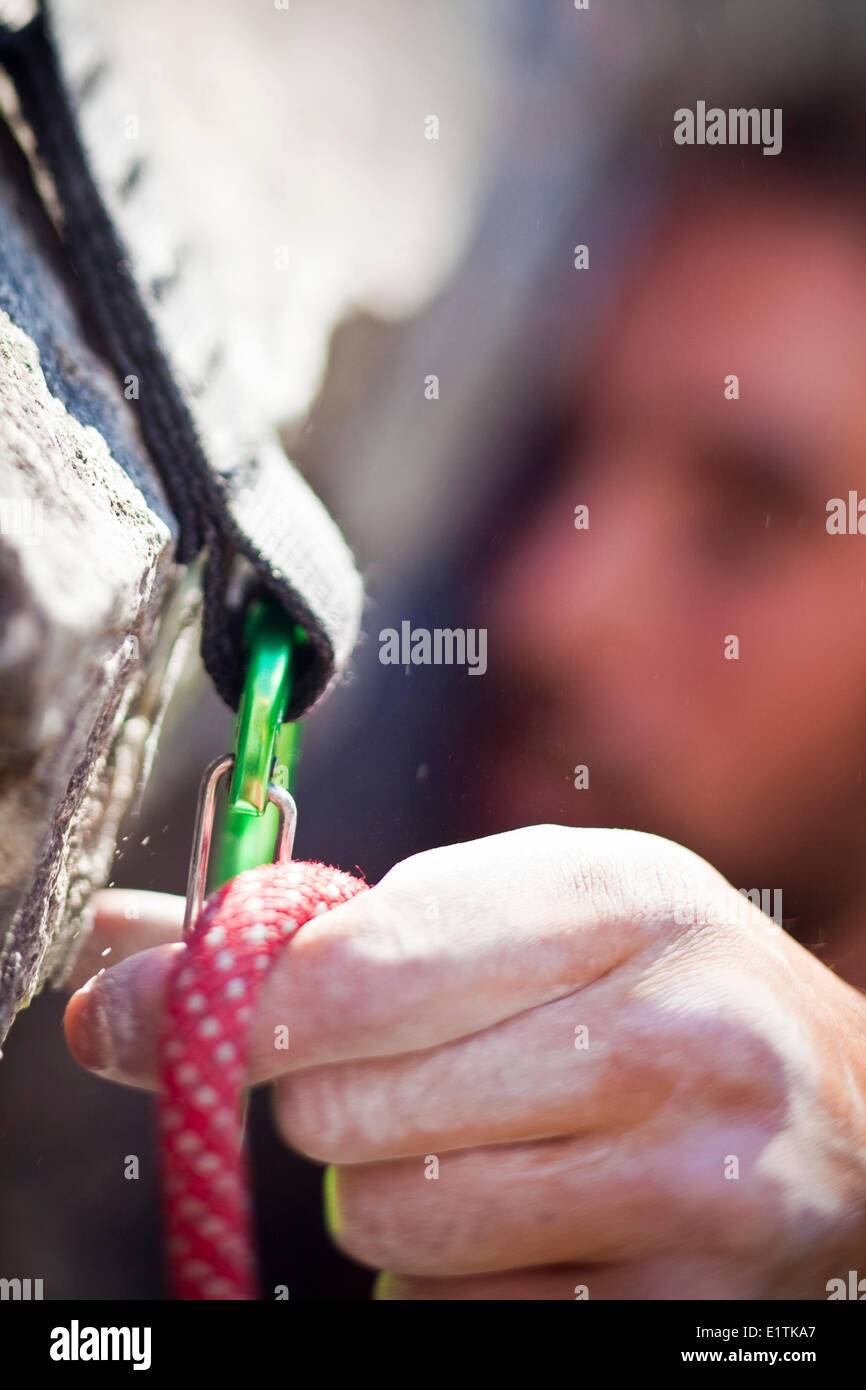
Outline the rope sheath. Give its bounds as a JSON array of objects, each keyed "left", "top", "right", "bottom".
[{"left": 158, "top": 859, "right": 368, "bottom": 1300}]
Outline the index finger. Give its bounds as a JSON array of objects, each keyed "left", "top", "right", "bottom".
[{"left": 65, "top": 825, "right": 727, "bottom": 1089}]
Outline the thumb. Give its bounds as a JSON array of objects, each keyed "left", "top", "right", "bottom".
[
  {"left": 64, "top": 889, "right": 185, "bottom": 993},
  {"left": 64, "top": 939, "right": 184, "bottom": 1089}
]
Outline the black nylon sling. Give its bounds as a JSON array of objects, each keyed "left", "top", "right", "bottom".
[{"left": 0, "top": 1, "right": 363, "bottom": 718}]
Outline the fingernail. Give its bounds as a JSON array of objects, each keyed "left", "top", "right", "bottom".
[{"left": 64, "top": 978, "right": 114, "bottom": 1073}]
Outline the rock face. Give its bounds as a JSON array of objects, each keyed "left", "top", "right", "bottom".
[
  {"left": 0, "top": 0, "right": 513, "bottom": 1049},
  {"left": 0, "top": 121, "right": 194, "bottom": 1047}
]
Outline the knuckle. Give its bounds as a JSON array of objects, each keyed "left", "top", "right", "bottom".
[
  {"left": 556, "top": 827, "right": 731, "bottom": 939},
  {"left": 697, "top": 1024, "right": 789, "bottom": 1114},
  {"left": 707, "top": 1171, "right": 790, "bottom": 1260},
  {"left": 618, "top": 983, "right": 791, "bottom": 1118}
]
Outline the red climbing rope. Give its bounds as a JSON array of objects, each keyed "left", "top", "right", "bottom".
[{"left": 158, "top": 858, "right": 368, "bottom": 1300}]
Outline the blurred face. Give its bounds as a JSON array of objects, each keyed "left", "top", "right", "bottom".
[{"left": 471, "top": 183, "right": 866, "bottom": 915}]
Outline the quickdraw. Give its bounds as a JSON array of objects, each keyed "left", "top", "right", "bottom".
[{"left": 158, "top": 600, "right": 367, "bottom": 1299}]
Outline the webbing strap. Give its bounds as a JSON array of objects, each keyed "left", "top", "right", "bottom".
[{"left": 0, "top": 2, "right": 363, "bottom": 717}]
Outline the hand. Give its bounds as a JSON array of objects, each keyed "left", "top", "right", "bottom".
[{"left": 64, "top": 826, "right": 866, "bottom": 1299}]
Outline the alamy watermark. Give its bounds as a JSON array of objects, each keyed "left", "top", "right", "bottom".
[
  {"left": 827, "top": 492, "right": 866, "bottom": 533},
  {"left": 50, "top": 1321, "right": 151, "bottom": 1371},
  {"left": 674, "top": 888, "right": 783, "bottom": 929},
  {"left": 674, "top": 102, "right": 782, "bottom": 157},
  {"left": 0, "top": 497, "right": 43, "bottom": 544},
  {"left": 827, "top": 1270, "right": 866, "bottom": 1299},
  {"left": 379, "top": 622, "right": 487, "bottom": 675},
  {"left": 0, "top": 1276, "right": 43, "bottom": 1299}
]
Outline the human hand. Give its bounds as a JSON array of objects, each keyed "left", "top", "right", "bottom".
[{"left": 64, "top": 827, "right": 866, "bottom": 1299}]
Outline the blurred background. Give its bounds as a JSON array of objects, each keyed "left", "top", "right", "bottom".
[{"left": 4, "top": 0, "right": 866, "bottom": 1298}]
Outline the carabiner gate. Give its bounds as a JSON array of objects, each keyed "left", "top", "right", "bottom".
[
  {"left": 182, "top": 755, "right": 297, "bottom": 937},
  {"left": 182, "top": 598, "right": 306, "bottom": 938}
]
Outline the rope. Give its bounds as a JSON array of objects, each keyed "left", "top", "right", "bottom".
[{"left": 159, "top": 859, "right": 368, "bottom": 1300}]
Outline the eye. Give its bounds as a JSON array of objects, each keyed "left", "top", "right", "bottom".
[{"left": 691, "top": 440, "right": 811, "bottom": 570}]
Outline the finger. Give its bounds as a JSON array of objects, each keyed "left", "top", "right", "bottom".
[
  {"left": 64, "top": 942, "right": 184, "bottom": 1088},
  {"left": 273, "top": 971, "right": 770, "bottom": 1164},
  {"left": 373, "top": 1267, "right": 599, "bottom": 1300},
  {"left": 274, "top": 927, "right": 782, "bottom": 1166},
  {"left": 64, "top": 827, "right": 727, "bottom": 1089},
  {"left": 64, "top": 890, "right": 185, "bottom": 992},
  {"left": 374, "top": 1257, "right": 753, "bottom": 1300},
  {"left": 323, "top": 1129, "right": 765, "bottom": 1277},
  {"left": 247, "top": 826, "right": 730, "bottom": 1079},
  {"left": 274, "top": 989, "right": 625, "bottom": 1163}
]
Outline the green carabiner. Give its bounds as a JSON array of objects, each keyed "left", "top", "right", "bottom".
[{"left": 212, "top": 598, "right": 308, "bottom": 890}]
